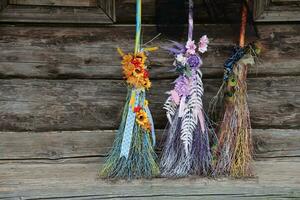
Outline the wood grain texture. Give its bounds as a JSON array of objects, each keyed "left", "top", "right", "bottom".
[
  {"left": 0, "top": 5, "right": 112, "bottom": 24},
  {"left": 0, "top": 76, "right": 299, "bottom": 131},
  {"left": 8, "top": 0, "right": 97, "bottom": 7},
  {"left": 0, "top": 159, "right": 299, "bottom": 199},
  {"left": 0, "top": 129, "right": 299, "bottom": 161},
  {"left": 0, "top": 25, "right": 299, "bottom": 79}
]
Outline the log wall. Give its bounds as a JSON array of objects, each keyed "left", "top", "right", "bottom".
[{"left": 0, "top": 0, "right": 299, "bottom": 199}]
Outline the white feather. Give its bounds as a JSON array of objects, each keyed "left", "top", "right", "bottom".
[
  {"left": 163, "top": 96, "right": 178, "bottom": 123},
  {"left": 180, "top": 69, "right": 204, "bottom": 156}
]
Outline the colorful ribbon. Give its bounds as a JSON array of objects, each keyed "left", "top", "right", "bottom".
[{"left": 120, "top": 90, "right": 140, "bottom": 158}]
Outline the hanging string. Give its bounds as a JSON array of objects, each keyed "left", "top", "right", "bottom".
[
  {"left": 239, "top": 0, "right": 248, "bottom": 48},
  {"left": 188, "top": 0, "right": 194, "bottom": 41},
  {"left": 134, "top": 0, "right": 142, "bottom": 55}
]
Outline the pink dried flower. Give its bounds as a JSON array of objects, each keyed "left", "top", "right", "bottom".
[
  {"left": 198, "top": 35, "right": 209, "bottom": 53},
  {"left": 185, "top": 40, "right": 197, "bottom": 55}
]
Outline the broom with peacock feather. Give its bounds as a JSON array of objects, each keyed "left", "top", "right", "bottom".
[
  {"left": 160, "top": 0, "right": 217, "bottom": 177},
  {"left": 100, "top": 0, "right": 160, "bottom": 179},
  {"left": 209, "top": 0, "right": 261, "bottom": 177}
]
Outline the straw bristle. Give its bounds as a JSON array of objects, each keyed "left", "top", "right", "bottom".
[
  {"left": 213, "top": 54, "right": 254, "bottom": 178},
  {"left": 100, "top": 90, "right": 160, "bottom": 180}
]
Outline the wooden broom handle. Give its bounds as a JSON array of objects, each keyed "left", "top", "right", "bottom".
[{"left": 239, "top": 2, "right": 248, "bottom": 48}]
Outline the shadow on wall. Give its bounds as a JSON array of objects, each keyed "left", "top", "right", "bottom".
[
  {"left": 155, "top": 0, "right": 187, "bottom": 40},
  {"left": 155, "top": 0, "right": 257, "bottom": 40},
  {"left": 154, "top": 0, "right": 227, "bottom": 39}
]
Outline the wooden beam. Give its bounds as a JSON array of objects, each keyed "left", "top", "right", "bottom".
[
  {"left": 0, "top": 158, "right": 299, "bottom": 198},
  {"left": 0, "top": 25, "right": 299, "bottom": 79},
  {"left": 0, "top": 129, "right": 299, "bottom": 161},
  {"left": 0, "top": 76, "right": 299, "bottom": 131}
]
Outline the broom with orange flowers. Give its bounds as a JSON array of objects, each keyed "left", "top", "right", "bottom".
[
  {"left": 100, "top": 0, "right": 160, "bottom": 179},
  {"left": 209, "top": 0, "right": 261, "bottom": 177}
]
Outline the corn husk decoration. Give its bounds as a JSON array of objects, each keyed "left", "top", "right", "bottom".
[
  {"left": 160, "top": 0, "right": 217, "bottom": 177},
  {"left": 100, "top": 0, "right": 160, "bottom": 179},
  {"left": 209, "top": 0, "right": 260, "bottom": 177}
]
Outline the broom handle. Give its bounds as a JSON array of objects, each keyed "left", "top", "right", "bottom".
[
  {"left": 134, "top": 0, "right": 142, "bottom": 55},
  {"left": 239, "top": 1, "right": 248, "bottom": 48},
  {"left": 188, "top": 0, "right": 194, "bottom": 41},
  {"left": 239, "top": 0, "right": 249, "bottom": 81}
]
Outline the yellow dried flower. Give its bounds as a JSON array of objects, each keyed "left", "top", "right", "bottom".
[
  {"left": 121, "top": 54, "right": 133, "bottom": 66},
  {"left": 142, "top": 78, "right": 151, "bottom": 90},
  {"left": 136, "top": 110, "right": 148, "bottom": 126}
]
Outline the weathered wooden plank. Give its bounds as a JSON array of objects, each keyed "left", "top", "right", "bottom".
[
  {"left": 0, "top": 5, "right": 112, "bottom": 24},
  {"left": 0, "top": 25, "right": 299, "bottom": 79},
  {"left": 257, "top": 10, "right": 300, "bottom": 22},
  {"left": 8, "top": 0, "right": 97, "bottom": 7},
  {"left": 0, "top": 76, "right": 299, "bottom": 131},
  {"left": 0, "top": 159, "right": 299, "bottom": 199},
  {"left": 0, "top": 129, "right": 299, "bottom": 161}
]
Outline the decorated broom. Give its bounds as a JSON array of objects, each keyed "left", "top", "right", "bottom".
[
  {"left": 100, "top": 0, "right": 160, "bottom": 179},
  {"left": 209, "top": 0, "right": 260, "bottom": 177},
  {"left": 160, "top": 0, "right": 216, "bottom": 177}
]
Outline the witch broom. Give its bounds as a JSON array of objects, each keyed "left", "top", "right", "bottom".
[
  {"left": 210, "top": 0, "right": 261, "bottom": 177},
  {"left": 100, "top": 0, "right": 160, "bottom": 179},
  {"left": 160, "top": 0, "right": 216, "bottom": 177}
]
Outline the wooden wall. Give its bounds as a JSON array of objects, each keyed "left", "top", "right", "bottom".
[
  {"left": 0, "top": 0, "right": 299, "bottom": 199},
  {"left": 0, "top": 25, "right": 299, "bottom": 131}
]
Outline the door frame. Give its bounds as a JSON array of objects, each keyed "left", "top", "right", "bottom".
[{"left": 98, "top": 0, "right": 115, "bottom": 22}]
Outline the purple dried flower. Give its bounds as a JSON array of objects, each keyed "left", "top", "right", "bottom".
[
  {"left": 174, "top": 76, "right": 190, "bottom": 97},
  {"left": 187, "top": 55, "right": 202, "bottom": 68}
]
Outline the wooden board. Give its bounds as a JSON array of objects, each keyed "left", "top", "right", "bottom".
[
  {"left": 0, "top": 5, "right": 113, "bottom": 24},
  {"left": 8, "top": 0, "right": 97, "bottom": 7},
  {"left": 0, "top": 129, "right": 299, "bottom": 161},
  {"left": 0, "top": 25, "right": 299, "bottom": 79},
  {"left": 0, "top": 76, "right": 299, "bottom": 131},
  {"left": 0, "top": 159, "right": 299, "bottom": 199}
]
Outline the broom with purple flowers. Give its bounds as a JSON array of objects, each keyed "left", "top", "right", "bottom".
[{"left": 160, "top": 0, "right": 217, "bottom": 177}]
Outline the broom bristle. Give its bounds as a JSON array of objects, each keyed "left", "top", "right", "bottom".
[{"left": 214, "top": 53, "right": 254, "bottom": 178}]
